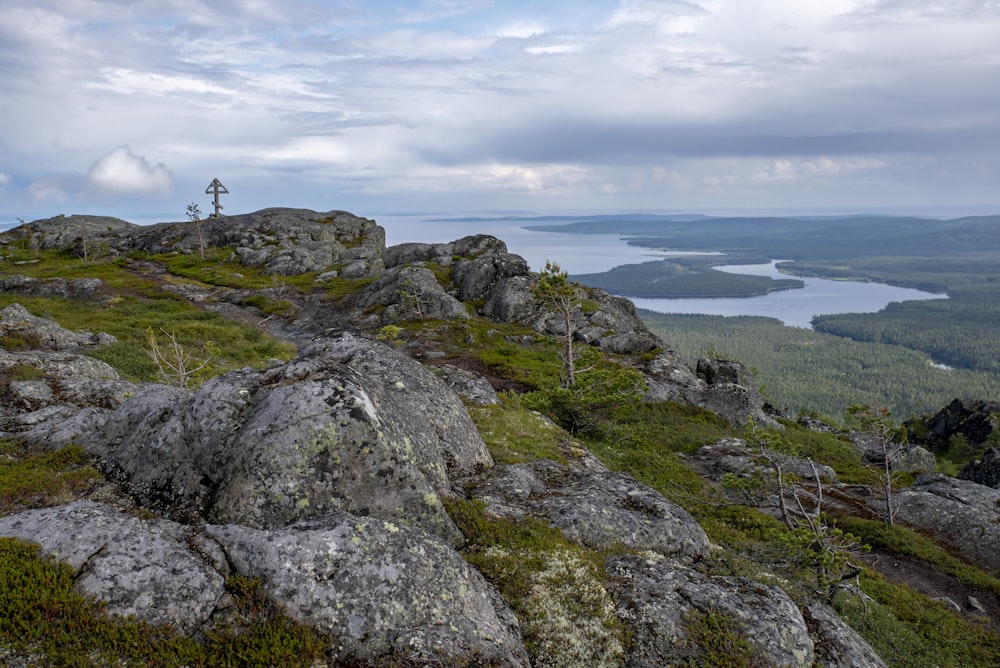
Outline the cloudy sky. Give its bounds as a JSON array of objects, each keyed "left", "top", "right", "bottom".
[{"left": 1, "top": 0, "right": 999, "bottom": 224}]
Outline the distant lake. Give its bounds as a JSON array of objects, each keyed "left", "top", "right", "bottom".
[
  {"left": 628, "top": 261, "right": 947, "bottom": 329},
  {"left": 380, "top": 215, "right": 948, "bottom": 330}
]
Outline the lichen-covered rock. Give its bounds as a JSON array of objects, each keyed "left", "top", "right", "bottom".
[
  {"left": 802, "top": 602, "right": 888, "bottom": 668},
  {"left": 0, "top": 501, "right": 224, "bottom": 634},
  {"left": 9, "top": 214, "right": 135, "bottom": 251},
  {"left": 356, "top": 265, "right": 469, "bottom": 322},
  {"left": 432, "top": 363, "right": 500, "bottom": 405},
  {"left": 1, "top": 303, "right": 116, "bottom": 349},
  {"left": 204, "top": 516, "right": 529, "bottom": 666},
  {"left": 467, "top": 459, "right": 710, "bottom": 561},
  {"left": 886, "top": 473, "right": 1000, "bottom": 570},
  {"left": 83, "top": 331, "right": 492, "bottom": 544},
  {"left": 607, "top": 554, "right": 815, "bottom": 667}
]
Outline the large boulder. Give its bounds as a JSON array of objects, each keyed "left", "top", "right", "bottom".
[
  {"left": 607, "top": 554, "right": 815, "bottom": 667},
  {"left": 1, "top": 302, "right": 115, "bottom": 349},
  {"left": 0, "top": 501, "right": 225, "bottom": 634},
  {"left": 959, "top": 447, "right": 1000, "bottom": 487},
  {"left": 205, "top": 516, "right": 529, "bottom": 666},
  {"left": 907, "top": 398, "right": 1000, "bottom": 452},
  {"left": 356, "top": 265, "right": 469, "bottom": 323},
  {"left": 0, "top": 501, "right": 530, "bottom": 666},
  {"left": 467, "top": 458, "right": 710, "bottom": 561},
  {"left": 885, "top": 473, "right": 1000, "bottom": 571},
  {"left": 80, "top": 331, "right": 492, "bottom": 544}
]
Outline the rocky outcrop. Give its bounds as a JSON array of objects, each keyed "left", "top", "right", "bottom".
[
  {"left": 1, "top": 302, "right": 116, "bottom": 349},
  {"left": 801, "top": 603, "right": 888, "bottom": 668},
  {"left": 907, "top": 398, "right": 1000, "bottom": 452},
  {"left": 607, "top": 554, "right": 815, "bottom": 667},
  {"left": 205, "top": 517, "right": 528, "bottom": 666},
  {"left": 886, "top": 473, "right": 1000, "bottom": 571},
  {"left": 0, "top": 501, "right": 529, "bottom": 666},
  {"left": 959, "top": 447, "right": 1000, "bottom": 487},
  {"left": 467, "top": 458, "right": 710, "bottom": 561},
  {"left": 0, "top": 501, "right": 225, "bottom": 634},
  {"left": 355, "top": 265, "right": 469, "bottom": 324},
  {"left": 75, "top": 331, "right": 490, "bottom": 544}
]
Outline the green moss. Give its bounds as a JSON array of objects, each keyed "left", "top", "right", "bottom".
[
  {"left": 679, "top": 608, "right": 774, "bottom": 667},
  {"left": 0, "top": 539, "right": 328, "bottom": 666},
  {"left": 834, "top": 571, "right": 1000, "bottom": 668},
  {"left": 469, "top": 393, "right": 571, "bottom": 465},
  {"left": 0, "top": 442, "right": 101, "bottom": 514}
]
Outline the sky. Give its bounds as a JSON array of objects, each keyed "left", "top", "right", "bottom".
[{"left": 1, "top": 0, "right": 999, "bottom": 225}]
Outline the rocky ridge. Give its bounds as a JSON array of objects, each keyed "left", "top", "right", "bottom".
[{"left": 2, "top": 207, "right": 991, "bottom": 665}]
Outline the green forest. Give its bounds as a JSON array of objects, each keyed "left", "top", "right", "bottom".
[
  {"left": 517, "top": 212, "right": 1000, "bottom": 421},
  {"left": 640, "top": 311, "right": 1000, "bottom": 421}
]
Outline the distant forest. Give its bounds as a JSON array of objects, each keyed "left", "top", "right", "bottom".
[{"left": 524, "top": 213, "right": 1000, "bottom": 420}]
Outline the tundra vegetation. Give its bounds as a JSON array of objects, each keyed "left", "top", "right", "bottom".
[{"left": 3, "top": 219, "right": 1000, "bottom": 666}]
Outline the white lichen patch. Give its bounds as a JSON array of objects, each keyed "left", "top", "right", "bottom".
[{"left": 488, "top": 546, "right": 625, "bottom": 668}]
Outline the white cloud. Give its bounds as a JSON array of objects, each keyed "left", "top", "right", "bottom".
[
  {"left": 84, "top": 146, "right": 173, "bottom": 198},
  {"left": 29, "top": 179, "right": 68, "bottom": 203},
  {"left": 0, "top": 173, "right": 9, "bottom": 190}
]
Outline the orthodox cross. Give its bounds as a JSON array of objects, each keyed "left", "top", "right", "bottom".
[{"left": 205, "top": 178, "right": 229, "bottom": 217}]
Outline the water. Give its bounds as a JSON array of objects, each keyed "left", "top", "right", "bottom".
[
  {"left": 379, "top": 215, "right": 947, "bottom": 329},
  {"left": 628, "top": 261, "right": 947, "bottom": 329}
]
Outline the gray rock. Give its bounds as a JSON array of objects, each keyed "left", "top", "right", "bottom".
[
  {"left": 12, "top": 214, "right": 136, "bottom": 251},
  {"left": 452, "top": 241, "right": 531, "bottom": 301},
  {"left": 886, "top": 473, "right": 1000, "bottom": 571},
  {"left": 959, "top": 447, "right": 1000, "bottom": 488},
  {"left": 120, "top": 208, "right": 386, "bottom": 277},
  {"left": 205, "top": 516, "right": 529, "bottom": 666},
  {"left": 356, "top": 265, "right": 469, "bottom": 322},
  {"left": 607, "top": 554, "right": 815, "bottom": 668},
  {"left": 801, "top": 602, "right": 888, "bottom": 668},
  {"left": 84, "top": 332, "right": 492, "bottom": 544},
  {"left": 433, "top": 363, "right": 500, "bottom": 405},
  {"left": 0, "top": 501, "right": 224, "bottom": 634},
  {"left": 468, "top": 459, "right": 710, "bottom": 560},
  {"left": 0, "top": 303, "right": 116, "bottom": 350}
]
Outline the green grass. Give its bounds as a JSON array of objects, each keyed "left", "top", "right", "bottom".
[
  {"left": 469, "top": 393, "right": 572, "bottom": 465},
  {"left": 0, "top": 441, "right": 102, "bottom": 514},
  {"left": 835, "top": 571, "right": 1000, "bottom": 668},
  {"left": 0, "top": 539, "right": 328, "bottom": 666},
  {"left": 444, "top": 497, "right": 627, "bottom": 667}
]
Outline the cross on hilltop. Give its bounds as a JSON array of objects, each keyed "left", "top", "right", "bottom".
[{"left": 205, "top": 178, "right": 229, "bottom": 217}]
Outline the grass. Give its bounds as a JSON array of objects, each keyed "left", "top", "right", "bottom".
[
  {"left": 0, "top": 441, "right": 102, "bottom": 514},
  {"left": 0, "top": 538, "right": 328, "bottom": 666}
]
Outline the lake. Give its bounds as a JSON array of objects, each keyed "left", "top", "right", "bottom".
[{"left": 380, "top": 215, "right": 948, "bottom": 329}]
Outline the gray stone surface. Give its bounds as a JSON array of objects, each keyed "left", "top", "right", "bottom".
[
  {"left": 887, "top": 473, "right": 1000, "bottom": 571},
  {"left": 1, "top": 303, "right": 116, "bottom": 349},
  {"left": 802, "top": 602, "right": 888, "bottom": 668},
  {"left": 83, "top": 331, "right": 492, "bottom": 544},
  {"left": 607, "top": 553, "right": 815, "bottom": 668},
  {"left": 205, "top": 516, "right": 529, "bottom": 666},
  {"left": 468, "top": 458, "right": 710, "bottom": 561},
  {"left": 0, "top": 501, "right": 224, "bottom": 634}
]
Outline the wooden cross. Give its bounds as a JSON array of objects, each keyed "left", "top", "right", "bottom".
[{"left": 205, "top": 178, "right": 229, "bottom": 217}]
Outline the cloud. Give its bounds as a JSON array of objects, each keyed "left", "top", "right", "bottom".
[
  {"left": 0, "top": 173, "right": 9, "bottom": 190},
  {"left": 84, "top": 146, "right": 173, "bottom": 198},
  {"left": 29, "top": 179, "right": 68, "bottom": 203}
]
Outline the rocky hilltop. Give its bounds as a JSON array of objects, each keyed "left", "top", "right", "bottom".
[{"left": 1, "top": 208, "right": 998, "bottom": 666}]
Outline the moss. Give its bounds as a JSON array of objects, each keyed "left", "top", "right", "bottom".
[
  {"left": 469, "top": 393, "right": 569, "bottom": 465},
  {"left": 0, "top": 441, "right": 102, "bottom": 515},
  {"left": 679, "top": 608, "right": 774, "bottom": 667},
  {"left": 0, "top": 540, "right": 328, "bottom": 666},
  {"left": 444, "top": 498, "right": 627, "bottom": 668}
]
